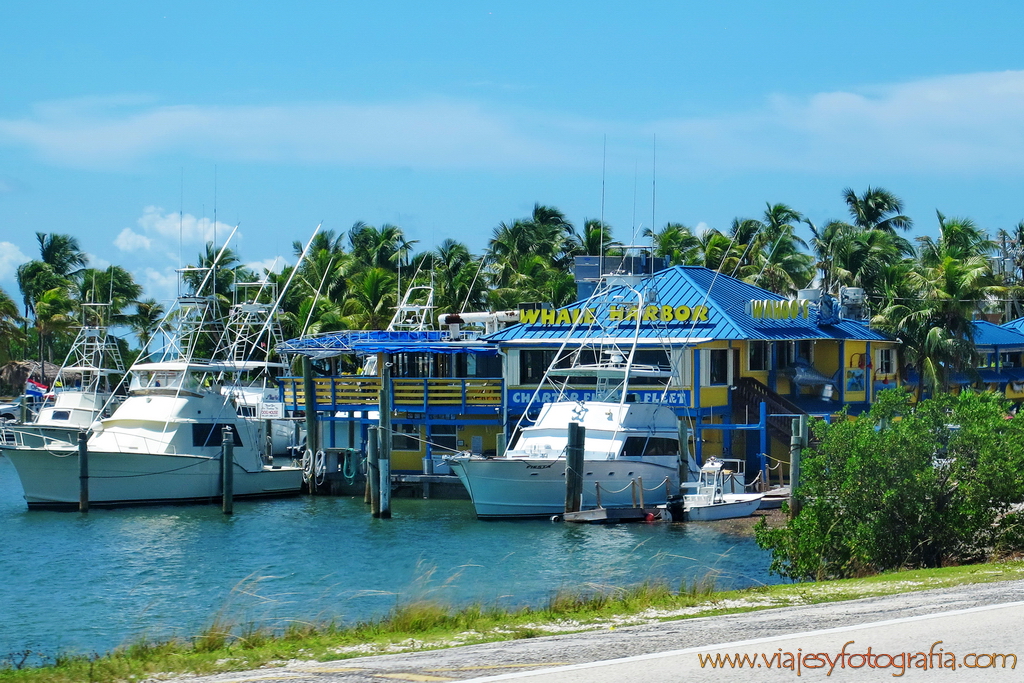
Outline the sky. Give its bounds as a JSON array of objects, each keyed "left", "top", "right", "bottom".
[{"left": 4, "top": 1, "right": 1024, "bottom": 305}]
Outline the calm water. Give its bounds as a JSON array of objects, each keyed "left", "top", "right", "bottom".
[{"left": 0, "top": 455, "right": 775, "bottom": 659}]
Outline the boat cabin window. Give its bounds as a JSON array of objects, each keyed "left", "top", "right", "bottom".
[
  {"left": 192, "top": 424, "right": 243, "bottom": 447},
  {"left": 622, "top": 437, "right": 679, "bottom": 458},
  {"left": 50, "top": 410, "right": 71, "bottom": 421},
  {"left": 130, "top": 370, "right": 196, "bottom": 393}
]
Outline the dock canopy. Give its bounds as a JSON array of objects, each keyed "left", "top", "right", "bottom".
[{"left": 277, "top": 330, "right": 498, "bottom": 360}]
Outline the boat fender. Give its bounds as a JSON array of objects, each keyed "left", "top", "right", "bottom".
[
  {"left": 550, "top": 515, "right": 562, "bottom": 522},
  {"left": 645, "top": 512, "right": 655, "bottom": 522}
]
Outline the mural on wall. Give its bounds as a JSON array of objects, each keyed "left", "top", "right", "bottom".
[{"left": 846, "top": 368, "right": 865, "bottom": 392}]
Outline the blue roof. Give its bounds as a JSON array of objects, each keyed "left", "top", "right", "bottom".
[
  {"left": 1002, "top": 317, "right": 1024, "bottom": 333},
  {"left": 973, "top": 320, "right": 1024, "bottom": 350},
  {"left": 485, "top": 266, "right": 890, "bottom": 345}
]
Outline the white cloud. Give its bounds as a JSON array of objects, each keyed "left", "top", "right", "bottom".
[
  {"left": 138, "top": 266, "right": 180, "bottom": 306},
  {"left": 652, "top": 71, "right": 1024, "bottom": 173},
  {"left": 115, "top": 206, "right": 236, "bottom": 256},
  {"left": 114, "top": 228, "right": 152, "bottom": 252},
  {"left": 0, "top": 241, "right": 30, "bottom": 281},
  {"left": 85, "top": 253, "right": 111, "bottom": 270},
  {"left": 245, "top": 257, "right": 289, "bottom": 276},
  {"left": 7, "top": 72, "right": 1024, "bottom": 175},
  {"left": 0, "top": 97, "right": 568, "bottom": 171}
]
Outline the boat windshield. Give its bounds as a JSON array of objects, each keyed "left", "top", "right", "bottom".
[{"left": 130, "top": 370, "right": 199, "bottom": 393}]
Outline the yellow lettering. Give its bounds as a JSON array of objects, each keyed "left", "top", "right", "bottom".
[
  {"left": 643, "top": 305, "right": 659, "bottom": 321},
  {"left": 694, "top": 306, "right": 709, "bottom": 321},
  {"left": 661, "top": 305, "right": 674, "bottom": 322},
  {"left": 540, "top": 309, "right": 556, "bottom": 324},
  {"left": 519, "top": 309, "right": 540, "bottom": 324},
  {"left": 751, "top": 301, "right": 764, "bottom": 318},
  {"left": 625, "top": 306, "right": 638, "bottom": 321},
  {"left": 609, "top": 305, "right": 623, "bottom": 321},
  {"left": 675, "top": 305, "right": 691, "bottom": 321},
  {"left": 555, "top": 309, "right": 571, "bottom": 325},
  {"left": 582, "top": 308, "right": 596, "bottom": 323}
]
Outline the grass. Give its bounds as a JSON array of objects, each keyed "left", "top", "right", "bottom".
[{"left": 2, "top": 559, "right": 1023, "bottom": 683}]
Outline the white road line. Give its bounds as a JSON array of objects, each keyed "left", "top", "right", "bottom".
[{"left": 456, "top": 600, "right": 1024, "bottom": 682}]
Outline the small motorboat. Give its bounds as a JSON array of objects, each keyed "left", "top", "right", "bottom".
[{"left": 670, "top": 457, "right": 764, "bottom": 521}]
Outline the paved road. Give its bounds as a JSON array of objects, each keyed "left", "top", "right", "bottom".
[{"left": 175, "top": 580, "right": 1024, "bottom": 683}]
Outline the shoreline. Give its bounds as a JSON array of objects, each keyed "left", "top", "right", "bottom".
[{"left": 2, "top": 559, "right": 1022, "bottom": 682}]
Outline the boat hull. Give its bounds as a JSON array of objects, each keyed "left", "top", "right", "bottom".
[
  {"left": 684, "top": 495, "right": 763, "bottom": 521},
  {"left": 4, "top": 446, "right": 302, "bottom": 510},
  {"left": 449, "top": 457, "right": 677, "bottom": 518}
]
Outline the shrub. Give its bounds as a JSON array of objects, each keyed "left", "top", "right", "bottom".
[{"left": 755, "top": 389, "right": 1024, "bottom": 580}]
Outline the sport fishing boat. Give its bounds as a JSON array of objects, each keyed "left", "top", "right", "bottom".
[
  {"left": 448, "top": 256, "right": 700, "bottom": 519},
  {"left": 3, "top": 243, "right": 304, "bottom": 510},
  {"left": 676, "top": 457, "right": 764, "bottom": 521},
  {"left": 1, "top": 303, "right": 125, "bottom": 448}
]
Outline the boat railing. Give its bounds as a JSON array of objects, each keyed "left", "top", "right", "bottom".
[{"left": 279, "top": 376, "right": 504, "bottom": 411}]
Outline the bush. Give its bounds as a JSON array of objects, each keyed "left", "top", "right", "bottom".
[{"left": 755, "top": 389, "right": 1024, "bottom": 580}]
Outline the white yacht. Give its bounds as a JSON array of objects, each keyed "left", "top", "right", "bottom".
[
  {"left": 448, "top": 260, "right": 700, "bottom": 519},
  {"left": 448, "top": 399, "right": 696, "bottom": 518},
  {"left": 4, "top": 361, "right": 302, "bottom": 509},
  {"left": 3, "top": 252, "right": 303, "bottom": 510},
  {"left": 1, "top": 306, "right": 125, "bottom": 448}
]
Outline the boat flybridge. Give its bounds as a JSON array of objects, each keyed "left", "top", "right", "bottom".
[
  {"left": 3, "top": 245, "right": 304, "bottom": 510},
  {"left": 448, "top": 266, "right": 701, "bottom": 519},
  {"left": 1, "top": 303, "right": 125, "bottom": 448}
]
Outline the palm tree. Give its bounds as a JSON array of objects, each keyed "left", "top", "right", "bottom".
[
  {"left": 0, "top": 286, "right": 24, "bottom": 363},
  {"left": 129, "top": 299, "right": 166, "bottom": 351},
  {"left": 76, "top": 266, "right": 143, "bottom": 326},
  {"left": 33, "top": 288, "right": 76, "bottom": 383},
  {"left": 348, "top": 222, "right": 417, "bottom": 271},
  {"left": 646, "top": 223, "right": 700, "bottom": 266},
  {"left": 843, "top": 186, "right": 913, "bottom": 234},
  {"left": 36, "top": 232, "right": 87, "bottom": 278},
  {"left": 341, "top": 267, "right": 398, "bottom": 330},
  {"left": 430, "top": 239, "right": 487, "bottom": 315}
]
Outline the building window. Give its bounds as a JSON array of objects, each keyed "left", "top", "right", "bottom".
[
  {"left": 393, "top": 424, "right": 420, "bottom": 451},
  {"left": 519, "top": 350, "right": 555, "bottom": 385},
  {"left": 428, "top": 424, "right": 458, "bottom": 454},
  {"left": 795, "top": 340, "right": 813, "bottom": 364},
  {"left": 748, "top": 341, "right": 769, "bottom": 372},
  {"left": 700, "top": 349, "right": 732, "bottom": 386},
  {"left": 877, "top": 348, "right": 894, "bottom": 375}
]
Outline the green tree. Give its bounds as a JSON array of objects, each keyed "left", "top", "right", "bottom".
[
  {"left": 0, "top": 286, "right": 24, "bottom": 363},
  {"left": 756, "top": 390, "right": 1024, "bottom": 580}
]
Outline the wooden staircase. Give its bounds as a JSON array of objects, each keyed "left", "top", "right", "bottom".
[{"left": 733, "top": 376, "right": 808, "bottom": 445}]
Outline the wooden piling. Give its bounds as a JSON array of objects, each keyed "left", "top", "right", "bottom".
[
  {"left": 302, "top": 356, "right": 317, "bottom": 495},
  {"left": 789, "top": 415, "right": 807, "bottom": 518},
  {"left": 378, "top": 353, "right": 392, "bottom": 519},
  {"left": 677, "top": 418, "right": 690, "bottom": 488},
  {"left": 564, "top": 422, "right": 585, "bottom": 513},
  {"left": 367, "top": 426, "right": 380, "bottom": 517},
  {"left": 222, "top": 425, "right": 234, "bottom": 515},
  {"left": 78, "top": 430, "right": 89, "bottom": 513}
]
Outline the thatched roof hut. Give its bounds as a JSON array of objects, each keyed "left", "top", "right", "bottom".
[{"left": 0, "top": 361, "right": 75, "bottom": 396}]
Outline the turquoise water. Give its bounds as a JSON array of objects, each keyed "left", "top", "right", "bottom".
[{"left": 0, "top": 455, "right": 774, "bottom": 660}]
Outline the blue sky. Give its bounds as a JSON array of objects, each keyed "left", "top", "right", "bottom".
[{"left": 4, "top": 1, "right": 1024, "bottom": 304}]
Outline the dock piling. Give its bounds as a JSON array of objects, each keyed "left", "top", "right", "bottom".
[
  {"left": 368, "top": 426, "right": 380, "bottom": 517},
  {"left": 78, "top": 430, "right": 89, "bottom": 513},
  {"left": 564, "top": 422, "right": 585, "bottom": 513},
  {"left": 789, "top": 415, "right": 807, "bottom": 518},
  {"left": 378, "top": 353, "right": 392, "bottom": 519},
  {"left": 222, "top": 425, "right": 234, "bottom": 515}
]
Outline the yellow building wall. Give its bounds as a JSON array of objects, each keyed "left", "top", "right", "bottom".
[{"left": 842, "top": 340, "right": 869, "bottom": 402}]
